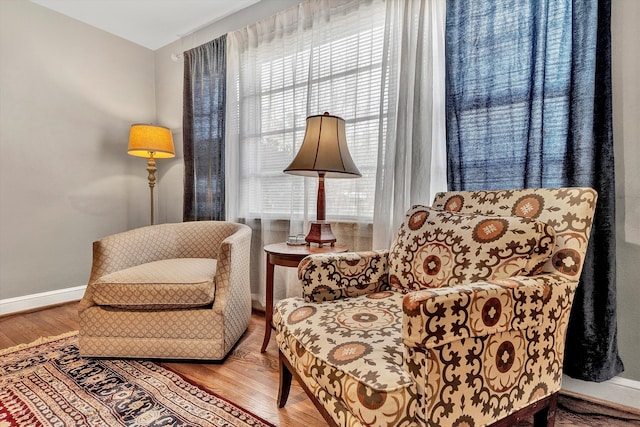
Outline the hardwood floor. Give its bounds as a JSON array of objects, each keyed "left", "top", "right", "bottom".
[
  {"left": 162, "top": 316, "right": 326, "bottom": 427},
  {"left": 0, "top": 302, "right": 326, "bottom": 426},
  {"left": 0, "top": 302, "right": 80, "bottom": 349},
  {"left": 2, "top": 303, "right": 639, "bottom": 427}
]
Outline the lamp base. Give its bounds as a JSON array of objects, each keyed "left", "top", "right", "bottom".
[{"left": 305, "top": 222, "right": 336, "bottom": 247}]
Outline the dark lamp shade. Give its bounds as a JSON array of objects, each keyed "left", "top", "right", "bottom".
[
  {"left": 284, "top": 114, "right": 361, "bottom": 178},
  {"left": 128, "top": 124, "right": 175, "bottom": 159}
]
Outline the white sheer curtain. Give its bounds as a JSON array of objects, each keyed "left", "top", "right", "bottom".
[
  {"left": 226, "top": 0, "right": 446, "bottom": 309},
  {"left": 373, "top": 0, "right": 447, "bottom": 249}
]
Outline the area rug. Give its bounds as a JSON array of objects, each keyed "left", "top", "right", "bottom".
[{"left": 0, "top": 332, "right": 274, "bottom": 427}]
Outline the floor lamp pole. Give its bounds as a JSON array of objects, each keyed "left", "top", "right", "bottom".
[{"left": 146, "top": 152, "right": 156, "bottom": 225}]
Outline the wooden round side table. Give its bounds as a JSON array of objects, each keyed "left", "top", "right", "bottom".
[{"left": 261, "top": 242, "right": 348, "bottom": 352}]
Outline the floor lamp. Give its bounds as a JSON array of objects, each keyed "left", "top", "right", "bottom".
[
  {"left": 284, "top": 113, "right": 361, "bottom": 246},
  {"left": 128, "top": 124, "right": 175, "bottom": 225}
]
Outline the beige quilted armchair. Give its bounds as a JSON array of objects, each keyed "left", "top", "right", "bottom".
[
  {"left": 79, "top": 221, "right": 251, "bottom": 360},
  {"left": 275, "top": 188, "right": 597, "bottom": 427}
]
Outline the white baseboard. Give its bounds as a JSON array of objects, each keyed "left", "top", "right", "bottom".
[
  {"left": 562, "top": 374, "right": 640, "bottom": 410},
  {"left": 0, "top": 285, "right": 86, "bottom": 316}
]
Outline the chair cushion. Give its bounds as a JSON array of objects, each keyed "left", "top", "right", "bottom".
[
  {"left": 275, "top": 291, "right": 412, "bottom": 391},
  {"left": 274, "top": 291, "right": 418, "bottom": 425},
  {"left": 92, "top": 258, "right": 217, "bottom": 309},
  {"left": 388, "top": 206, "right": 556, "bottom": 292}
]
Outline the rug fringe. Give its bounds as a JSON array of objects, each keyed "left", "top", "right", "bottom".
[{"left": 0, "top": 330, "right": 78, "bottom": 356}]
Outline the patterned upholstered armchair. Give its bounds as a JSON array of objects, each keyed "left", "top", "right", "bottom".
[
  {"left": 275, "top": 188, "right": 597, "bottom": 427},
  {"left": 79, "top": 221, "right": 251, "bottom": 360}
]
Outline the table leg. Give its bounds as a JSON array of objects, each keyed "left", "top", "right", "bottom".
[{"left": 261, "top": 254, "right": 275, "bottom": 352}]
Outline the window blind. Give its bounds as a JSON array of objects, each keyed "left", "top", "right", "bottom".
[{"left": 232, "top": 1, "right": 387, "bottom": 222}]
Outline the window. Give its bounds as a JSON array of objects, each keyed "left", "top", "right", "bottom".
[{"left": 229, "top": 1, "right": 387, "bottom": 222}]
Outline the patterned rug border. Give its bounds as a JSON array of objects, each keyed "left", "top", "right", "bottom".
[
  {"left": 1, "top": 331, "right": 276, "bottom": 427},
  {"left": 160, "top": 360, "right": 276, "bottom": 427}
]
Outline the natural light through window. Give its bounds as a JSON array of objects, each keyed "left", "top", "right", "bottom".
[{"left": 237, "top": 5, "right": 387, "bottom": 222}]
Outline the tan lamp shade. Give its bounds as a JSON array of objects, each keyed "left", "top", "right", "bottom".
[
  {"left": 128, "top": 124, "right": 175, "bottom": 158},
  {"left": 284, "top": 113, "right": 361, "bottom": 178}
]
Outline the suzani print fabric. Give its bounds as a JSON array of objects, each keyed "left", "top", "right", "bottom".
[
  {"left": 275, "top": 292, "right": 421, "bottom": 427},
  {"left": 388, "top": 206, "right": 556, "bottom": 292},
  {"left": 298, "top": 250, "right": 390, "bottom": 303},
  {"left": 431, "top": 188, "right": 597, "bottom": 281},
  {"left": 275, "top": 188, "right": 597, "bottom": 427}
]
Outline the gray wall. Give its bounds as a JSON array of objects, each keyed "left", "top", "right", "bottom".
[
  {"left": 0, "top": 0, "right": 160, "bottom": 299},
  {"left": 0, "top": 0, "right": 637, "bottom": 383},
  {"left": 612, "top": 0, "right": 640, "bottom": 382}
]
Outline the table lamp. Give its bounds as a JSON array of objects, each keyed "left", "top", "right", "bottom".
[{"left": 284, "top": 113, "right": 361, "bottom": 246}]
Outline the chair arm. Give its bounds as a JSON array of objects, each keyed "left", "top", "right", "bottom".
[
  {"left": 213, "top": 225, "right": 252, "bottom": 351},
  {"left": 213, "top": 224, "right": 252, "bottom": 310},
  {"left": 402, "top": 274, "right": 574, "bottom": 349},
  {"left": 299, "top": 250, "right": 389, "bottom": 303},
  {"left": 87, "top": 226, "right": 165, "bottom": 282}
]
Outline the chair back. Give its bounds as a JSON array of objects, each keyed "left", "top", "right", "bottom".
[{"left": 432, "top": 187, "right": 597, "bottom": 280}]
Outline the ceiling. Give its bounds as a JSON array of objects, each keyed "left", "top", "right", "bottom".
[{"left": 30, "top": 0, "right": 261, "bottom": 50}]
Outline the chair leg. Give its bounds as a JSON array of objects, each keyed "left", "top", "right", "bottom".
[
  {"left": 488, "top": 392, "right": 559, "bottom": 427},
  {"left": 533, "top": 392, "right": 558, "bottom": 427},
  {"left": 278, "top": 351, "right": 293, "bottom": 408}
]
